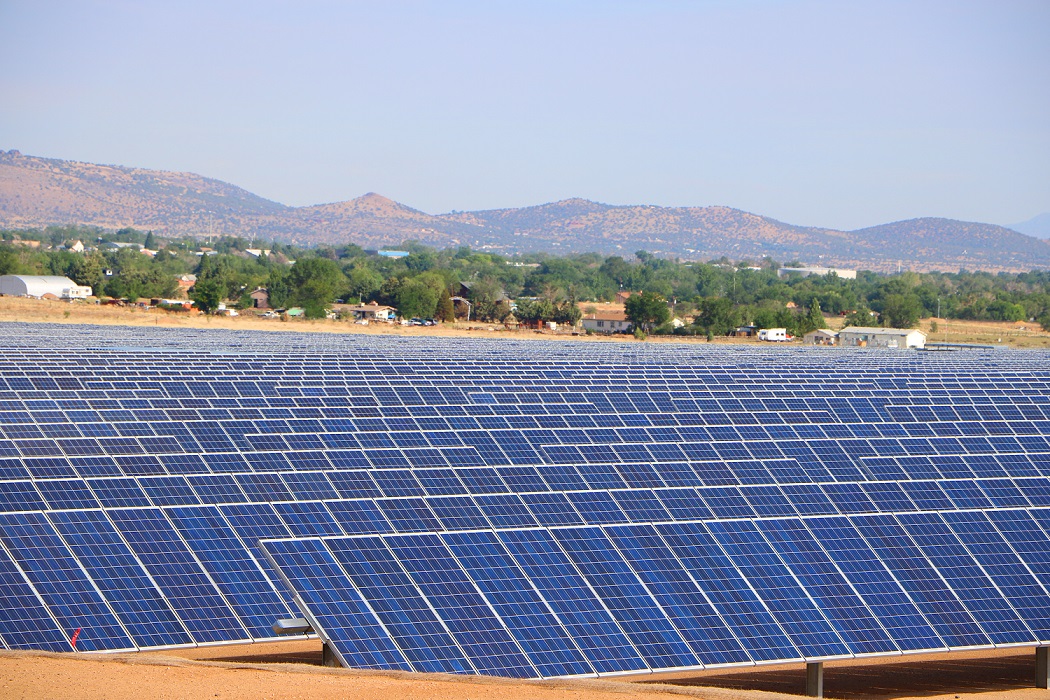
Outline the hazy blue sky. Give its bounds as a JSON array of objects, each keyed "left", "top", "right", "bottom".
[{"left": 1, "top": 1, "right": 1047, "bottom": 230}]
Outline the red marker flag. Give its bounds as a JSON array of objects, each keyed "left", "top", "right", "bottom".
[{"left": 70, "top": 628, "right": 81, "bottom": 649}]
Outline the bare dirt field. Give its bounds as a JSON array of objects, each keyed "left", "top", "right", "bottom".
[
  {"left": 1, "top": 296, "right": 1047, "bottom": 347},
  {"left": 1, "top": 641, "right": 1046, "bottom": 700}
]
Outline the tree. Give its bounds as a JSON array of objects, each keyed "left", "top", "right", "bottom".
[
  {"left": 190, "top": 278, "right": 223, "bottom": 313},
  {"left": 266, "top": 267, "right": 291, "bottom": 308},
  {"left": 143, "top": 231, "right": 157, "bottom": 250},
  {"left": 396, "top": 278, "right": 440, "bottom": 319},
  {"left": 693, "top": 296, "right": 738, "bottom": 335},
  {"left": 625, "top": 291, "right": 670, "bottom": 332},
  {"left": 797, "top": 299, "right": 826, "bottom": 335},
  {"left": 435, "top": 288, "right": 455, "bottom": 322},
  {"left": 0, "top": 246, "right": 18, "bottom": 275},
  {"left": 344, "top": 266, "right": 383, "bottom": 302},
  {"left": 288, "top": 257, "right": 344, "bottom": 311},
  {"left": 466, "top": 277, "right": 506, "bottom": 322},
  {"left": 881, "top": 293, "right": 922, "bottom": 328},
  {"left": 842, "top": 308, "right": 874, "bottom": 328}
]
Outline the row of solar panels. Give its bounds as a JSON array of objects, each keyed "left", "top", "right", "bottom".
[
  {"left": 4, "top": 472, "right": 1050, "bottom": 518},
  {"left": 0, "top": 323, "right": 1049, "bottom": 679},
  {"left": 4, "top": 499, "right": 1050, "bottom": 664},
  {"left": 1, "top": 436, "right": 1048, "bottom": 478},
  {"left": 265, "top": 508, "right": 1050, "bottom": 675}
]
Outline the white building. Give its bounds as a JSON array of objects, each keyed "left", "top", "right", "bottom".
[
  {"left": 582, "top": 311, "right": 632, "bottom": 333},
  {"left": 803, "top": 329, "right": 838, "bottom": 346},
  {"left": 778, "top": 266, "right": 857, "bottom": 280},
  {"left": 0, "top": 275, "right": 92, "bottom": 299},
  {"left": 838, "top": 326, "right": 926, "bottom": 349}
]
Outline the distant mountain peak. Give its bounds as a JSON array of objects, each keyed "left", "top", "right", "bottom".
[
  {"left": 355, "top": 192, "right": 396, "bottom": 205},
  {"left": 1009, "top": 213, "right": 1050, "bottom": 240},
  {"left": 1, "top": 151, "right": 1048, "bottom": 271}
]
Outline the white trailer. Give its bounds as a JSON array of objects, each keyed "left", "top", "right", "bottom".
[{"left": 758, "top": 328, "right": 789, "bottom": 342}]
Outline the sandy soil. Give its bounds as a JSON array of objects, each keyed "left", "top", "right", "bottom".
[{"left": 1, "top": 641, "right": 1046, "bottom": 700}]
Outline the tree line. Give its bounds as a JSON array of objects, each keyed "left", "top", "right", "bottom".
[{"left": 2, "top": 225, "right": 1049, "bottom": 332}]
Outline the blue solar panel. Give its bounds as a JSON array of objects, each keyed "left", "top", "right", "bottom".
[{"left": 3, "top": 323, "right": 1050, "bottom": 680}]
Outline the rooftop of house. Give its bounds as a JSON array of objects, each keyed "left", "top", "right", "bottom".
[{"left": 840, "top": 326, "right": 926, "bottom": 336}]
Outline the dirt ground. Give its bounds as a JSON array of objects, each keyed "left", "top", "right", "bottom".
[
  {"left": 0, "top": 296, "right": 1047, "bottom": 347},
  {"left": 1, "top": 640, "right": 1046, "bottom": 700}
]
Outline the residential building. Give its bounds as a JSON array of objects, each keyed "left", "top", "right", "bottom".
[
  {"left": 249, "top": 287, "right": 270, "bottom": 309},
  {"left": 803, "top": 329, "right": 839, "bottom": 346},
  {"left": 582, "top": 311, "right": 632, "bottom": 333},
  {"left": 345, "top": 301, "right": 398, "bottom": 322}
]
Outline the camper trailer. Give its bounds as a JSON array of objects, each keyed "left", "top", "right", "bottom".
[{"left": 758, "top": 328, "right": 789, "bottom": 342}]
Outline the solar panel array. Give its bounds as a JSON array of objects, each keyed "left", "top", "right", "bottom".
[{"left": 1, "top": 322, "right": 1050, "bottom": 679}]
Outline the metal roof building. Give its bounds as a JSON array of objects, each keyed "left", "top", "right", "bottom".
[
  {"left": 838, "top": 326, "right": 926, "bottom": 349},
  {"left": 0, "top": 275, "right": 92, "bottom": 299}
]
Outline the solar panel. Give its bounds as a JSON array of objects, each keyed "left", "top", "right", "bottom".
[{"left": 0, "top": 322, "right": 1049, "bottom": 681}]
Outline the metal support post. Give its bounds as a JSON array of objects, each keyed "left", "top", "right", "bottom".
[
  {"left": 806, "top": 661, "right": 824, "bottom": 698},
  {"left": 1037, "top": 646, "right": 1049, "bottom": 689},
  {"left": 322, "top": 642, "right": 341, "bottom": 668}
]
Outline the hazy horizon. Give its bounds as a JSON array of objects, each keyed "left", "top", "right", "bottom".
[{"left": 1, "top": 1, "right": 1047, "bottom": 231}]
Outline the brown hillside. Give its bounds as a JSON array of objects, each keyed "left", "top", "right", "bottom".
[{"left": 2, "top": 150, "right": 1048, "bottom": 271}]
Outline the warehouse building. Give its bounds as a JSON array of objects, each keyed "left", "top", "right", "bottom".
[
  {"left": 838, "top": 326, "right": 926, "bottom": 349},
  {"left": 0, "top": 275, "right": 93, "bottom": 299}
]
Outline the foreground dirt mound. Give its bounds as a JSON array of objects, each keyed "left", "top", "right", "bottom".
[
  {"left": 2, "top": 645, "right": 1047, "bottom": 700},
  {"left": 0, "top": 648, "right": 798, "bottom": 700}
]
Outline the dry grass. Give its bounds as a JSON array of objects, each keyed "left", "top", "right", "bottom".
[{"left": 1, "top": 296, "right": 1047, "bottom": 349}]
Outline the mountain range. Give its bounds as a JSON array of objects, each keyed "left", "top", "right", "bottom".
[{"left": 2, "top": 149, "right": 1048, "bottom": 272}]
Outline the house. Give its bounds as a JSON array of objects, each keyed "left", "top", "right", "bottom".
[
  {"left": 345, "top": 301, "right": 398, "bottom": 322},
  {"left": 732, "top": 325, "right": 759, "bottom": 338},
  {"left": 582, "top": 311, "right": 632, "bottom": 333},
  {"left": 175, "top": 274, "right": 196, "bottom": 298},
  {"left": 614, "top": 291, "right": 638, "bottom": 305},
  {"left": 100, "top": 241, "right": 143, "bottom": 251},
  {"left": 249, "top": 287, "right": 270, "bottom": 309},
  {"left": 838, "top": 326, "right": 926, "bottom": 349},
  {"left": 803, "top": 329, "right": 838, "bottom": 346},
  {"left": 0, "top": 275, "right": 92, "bottom": 299},
  {"left": 70, "top": 240, "right": 85, "bottom": 253}
]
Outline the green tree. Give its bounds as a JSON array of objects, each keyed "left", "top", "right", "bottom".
[
  {"left": 396, "top": 278, "right": 440, "bottom": 318},
  {"left": 797, "top": 299, "right": 826, "bottom": 335},
  {"left": 693, "top": 296, "right": 739, "bottom": 335},
  {"left": 288, "top": 257, "right": 344, "bottom": 311},
  {"left": 0, "top": 246, "right": 18, "bottom": 275},
  {"left": 344, "top": 266, "right": 384, "bottom": 302},
  {"left": 266, "top": 267, "right": 291, "bottom": 308},
  {"left": 881, "top": 293, "right": 922, "bottom": 328},
  {"left": 625, "top": 291, "right": 671, "bottom": 332},
  {"left": 435, "top": 287, "right": 455, "bottom": 322},
  {"left": 189, "top": 278, "right": 223, "bottom": 313},
  {"left": 466, "top": 277, "right": 507, "bottom": 322}
]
